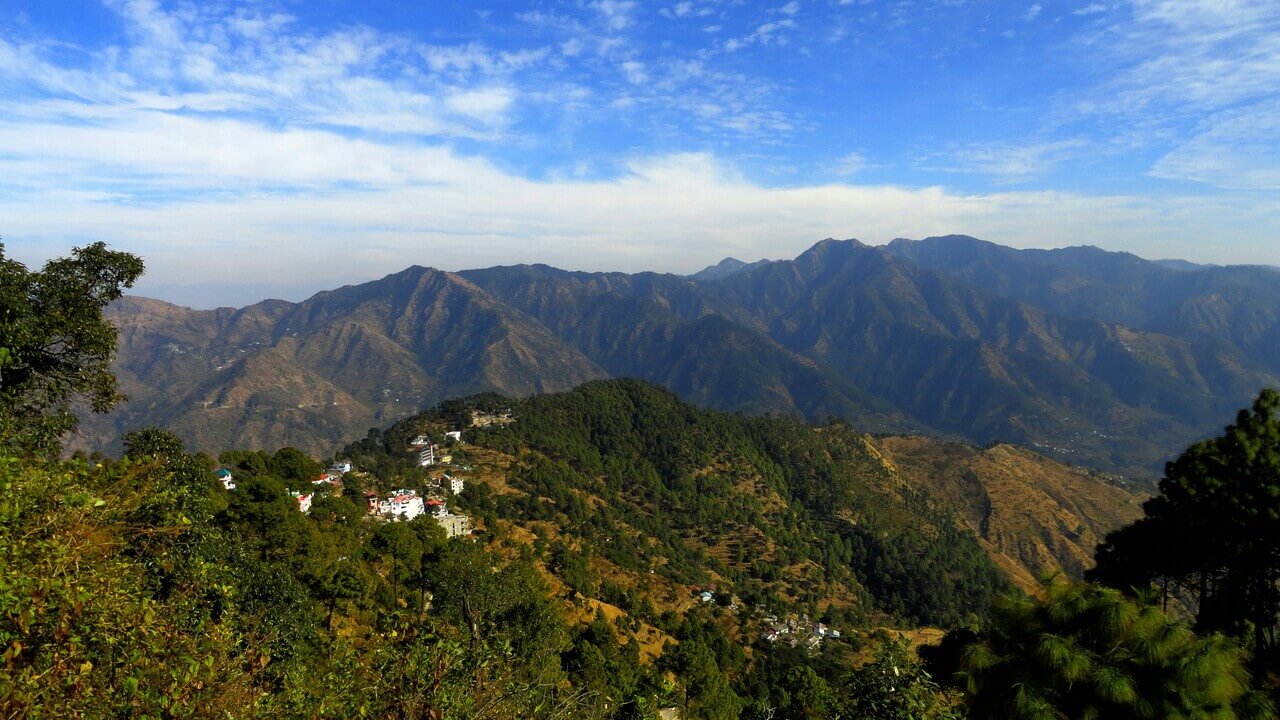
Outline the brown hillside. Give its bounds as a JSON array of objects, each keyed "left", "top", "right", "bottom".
[{"left": 873, "top": 437, "right": 1146, "bottom": 593}]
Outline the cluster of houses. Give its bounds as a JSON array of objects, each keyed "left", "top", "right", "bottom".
[
  {"left": 213, "top": 450, "right": 473, "bottom": 539},
  {"left": 292, "top": 459, "right": 354, "bottom": 514},
  {"left": 364, "top": 487, "right": 472, "bottom": 538},
  {"left": 214, "top": 459, "right": 354, "bottom": 516},
  {"left": 759, "top": 613, "right": 840, "bottom": 650},
  {"left": 408, "top": 435, "right": 456, "bottom": 467},
  {"left": 469, "top": 409, "right": 513, "bottom": 427}
]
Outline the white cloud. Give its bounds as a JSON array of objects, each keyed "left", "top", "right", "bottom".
[
  {"left": 4, "top": 118, "right": 1277, "bottom": 307},
  {"left": 927, "top": 139, "right": 1088, "bottom": 181},
  {"left": 836, "top": 152, "right": 866, "bottom": 176},
  {"left": 660, "top": 2, "right": 696, "bottom": 19},
  {"left": 1072, "top": 3, "right": 1107, "bottom": 15},
  {"left": 620, "top": 60, "right": 649, "bottom": 85},
  {"left": 593, "top": 0, "right": 637, "bottom": 32},
  {"left": 445, "top": 87, "right": 515, "bottom": 124},
  {"left": 1023, "top": 4, "right": 1043, "bottom": 21},
  {"left": 1149, "top": 100, "right": 1280, "bottom": 189},
  {"left": 724, "top": 18, "right": 798, "bottom": 51},
  {"left": 0, "top": 5, "right": 528, "bottom": 141},
  {"left": 1074, "top": 0, "right": 1280, "bottom": 189}
]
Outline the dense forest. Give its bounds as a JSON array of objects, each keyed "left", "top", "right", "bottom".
[{"left": 3, "top": 242, "right": 1280, "bottom": 718}]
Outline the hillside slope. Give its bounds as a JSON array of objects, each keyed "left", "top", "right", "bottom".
[
  {"left": 347, "top": 380, "right": 1146, "bottom": 623},
  {"left": 872, "top": 437, "right": 1146, "bottom": 592}
]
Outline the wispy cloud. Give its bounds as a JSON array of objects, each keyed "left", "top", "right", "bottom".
[
  {"left": 924, "top": 140, "right": 1088, "bottom": 182},
  {"left": 836, "top": 152, "right": 867, "bottom": 176},
  {"left": 8, "top": 144, "right": 1274, "bottom": 307},
  {"left": 1074, "top": 0, "right": 1280, "bottom": 189},
  {"left": 0, "top": 5, "right": 526, "bottom": 140}
]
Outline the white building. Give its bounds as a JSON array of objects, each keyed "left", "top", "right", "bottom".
[
  {"left": 379, "top": 491, "right": 426, "bottom": 521},
  {"left": 292, "top": 491, "right": 313, "bottom": 514},
  {"left": 422, "top": 443, "right": 442, "bottom": 466},
  {"left": 330, "top": 459, "right": 352, "bottom": 473},
  {"left": 215, "top": 468, "right": 235, "bottom": 491},
  {"left": 444, "top": 430, "right": 462, "bottom": 443},
  {"left": 446, "top": 475, "right": 465, "bottom": 495}
]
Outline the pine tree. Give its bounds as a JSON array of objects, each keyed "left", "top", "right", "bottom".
[
  {"left": 1091, "top": 388, "right": 1280, "bottom": 679},
  {"left": 959, "top": 582, "right": 1274, "bottom": 720}
]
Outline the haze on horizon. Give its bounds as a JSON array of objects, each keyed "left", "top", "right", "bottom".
[{"left": 2, "top": 0, "right": 1278, "bottom": 308}]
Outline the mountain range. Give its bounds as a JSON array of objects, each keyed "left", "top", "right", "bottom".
[{"left": 78, "top": 235, "right": 1280, "bottom": 476}]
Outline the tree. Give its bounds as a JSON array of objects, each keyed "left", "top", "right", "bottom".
[
  {"left": 842, "top": 640, "right": 959, "bottom": 720},
  {"left": 269, "top": 447, "right": 321, "bottom": 484},
  {"left": 0, "top": 241, "right": 144, "bottom": 456},
  {"left": 958, "top": 582, "right": 1273, "bottom": 720},
  {"left": 1091, "top": 388, "right": 1280, "bottom": 679},
  {"left": 123, "top": 426, "right": 188, "bottom": 461}
]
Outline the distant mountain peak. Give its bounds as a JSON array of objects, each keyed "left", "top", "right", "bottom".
[{"left": 691, "top": 256, "right": 771, "bottom": 281}]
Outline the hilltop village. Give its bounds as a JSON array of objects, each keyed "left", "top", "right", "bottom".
[
  {"left": 215, "top": 428, "right": 476, "bottom": 539},
  {"left": 211, "top": 402, "right": 855, "bottom": 655}
]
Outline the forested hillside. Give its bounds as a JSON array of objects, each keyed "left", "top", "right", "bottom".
[{"left": 350, "top": 380, "right": 1012, "bottom": 629}]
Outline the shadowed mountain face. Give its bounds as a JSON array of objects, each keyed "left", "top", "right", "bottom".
[
  {"left": 82, "top": 238, "right": 1280, "bottom": 474},
  {"left": 80, "top": 268, "right": 607, "bottom": 455},
  {"left": 883, "top": 235, "right": 1280, "bottom": 377}
]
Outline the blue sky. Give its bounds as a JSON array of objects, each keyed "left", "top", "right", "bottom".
[{"left": 1, "top": 0, "right": 1278, "bottom": 307}]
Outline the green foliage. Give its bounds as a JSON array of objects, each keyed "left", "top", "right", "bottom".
[
  {"left": 0, "top": 241, "right": 144, "bottom": 456},
  {"left": 957, "top": 581, "right": 1273, "bottom": 720},
  {"left": 401, "top": 379, "right": 1009, "bottom": 627},
  {"left": 841, "top": 641, "right": 960, "bottom": 720},
  {"left": 0, "top": 455, "right": 241, "bottom": 718},
  {"left": 268, "top": 447, "right": 321, "bottom": 484},
  {"left": 123, "top": 427, "right": 188, "bottom": 461},
  {"left": 1091, "top": 388, "right": 1280, "bottom": 677}
]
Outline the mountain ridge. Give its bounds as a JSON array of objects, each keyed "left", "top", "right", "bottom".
[{"left": 79, "top": 236, "right": 1280, "bottom": 476}]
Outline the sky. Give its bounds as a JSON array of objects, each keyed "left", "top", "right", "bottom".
[{"left": 1, "top": 0, "right": 1278, "bottom": 308}]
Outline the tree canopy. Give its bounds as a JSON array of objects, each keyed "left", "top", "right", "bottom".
[
  {"left": 958, "top": 582, "right": 1272, "bottom": 720},
  {"left": 0, "top": 241, "right": 144, "bottom": 456},
  {"left": 1091, "top": 388, "right": 1280, "bottom": 678}
]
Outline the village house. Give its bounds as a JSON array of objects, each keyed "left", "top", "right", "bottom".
[
  {"left": 410, "top": 440, "right": 437, "bottom": 467},
  {"left": 329, "top": 459, "right": 352, "bottom": 473},
  {"left": 446, "top": 474, "right": 464, "bottom": 495},
  {"left": 291, "top": 490, "right": 313, "bottom": 514},
  {"left": 444, "top": 430, "right": 462, "bottom": 442},
  {"left": 435, "top": 513, "right": 471, "bottom": 538},
  {"left": 312, "top": 471, "right": 343, "bottom": 488},
  {"left": 378, "top": 490, "right": 426, "bottom": 521},
  {"left": 214, "top": 468, "right": 235, "bottom": 491}
]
